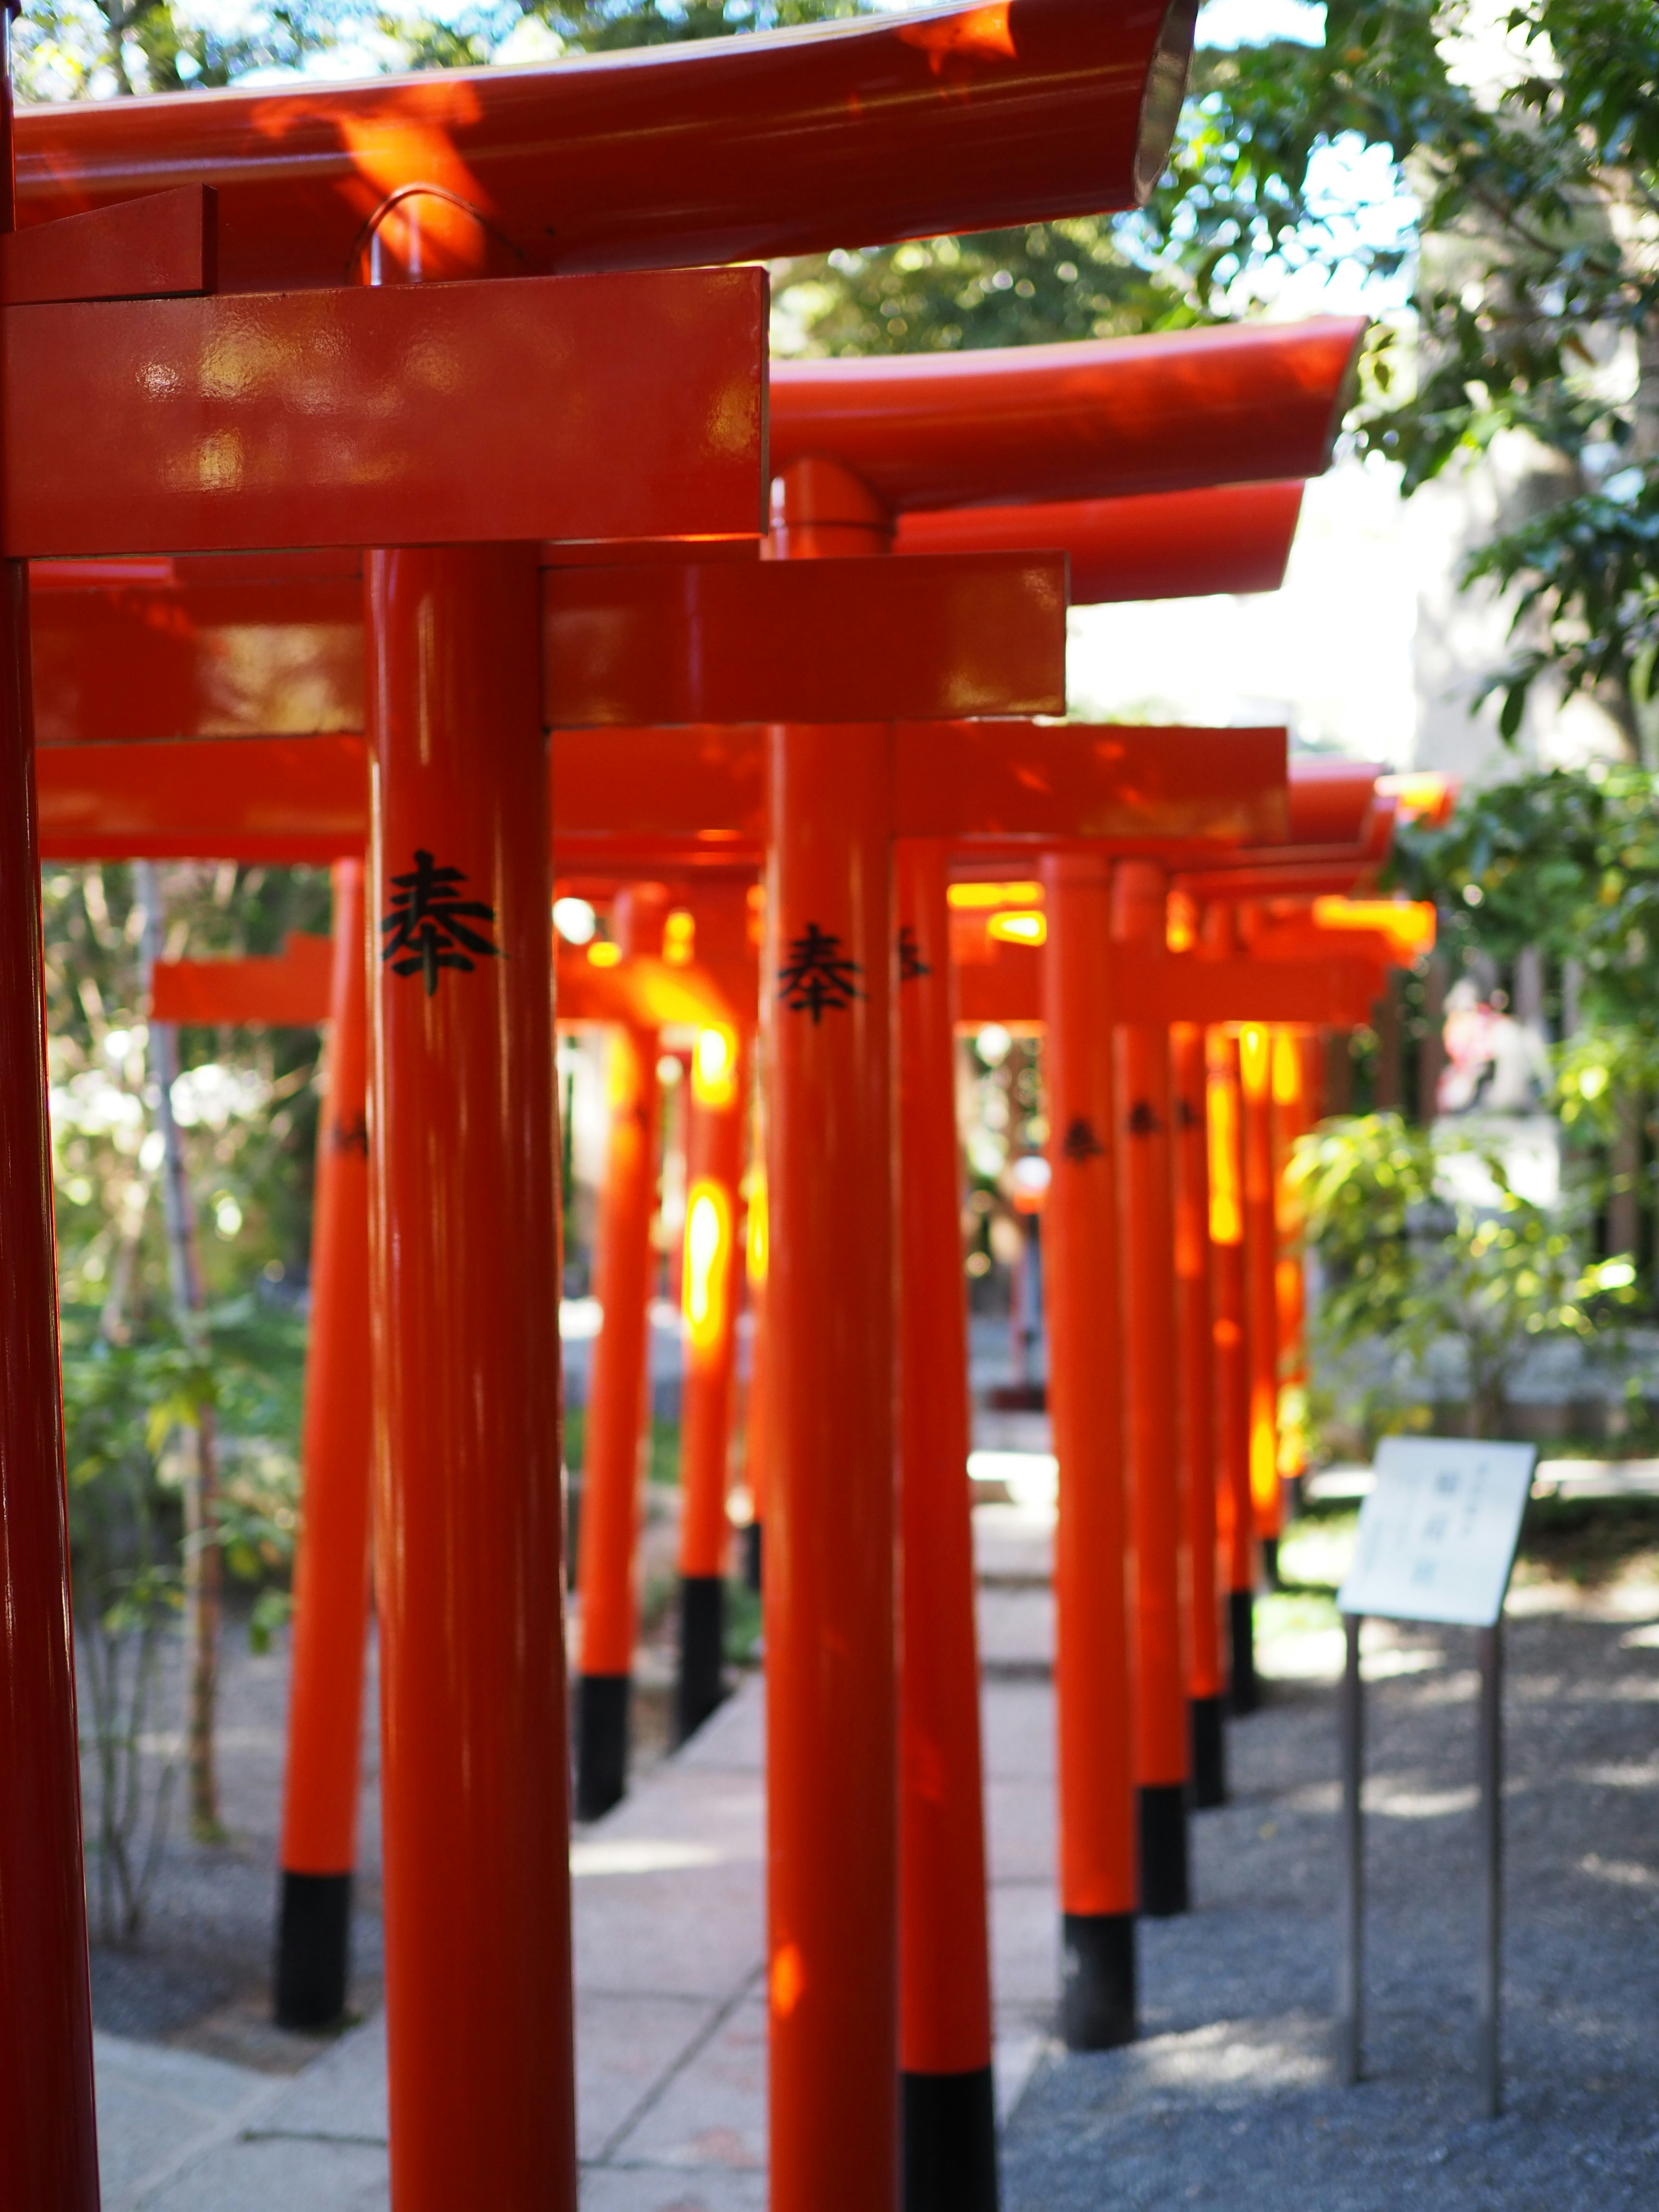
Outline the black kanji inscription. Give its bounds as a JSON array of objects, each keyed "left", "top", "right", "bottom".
[
  {"left": 898, "top": 925, "right": 930, "bottom": 983},
  {"left": 1126, "top": 1100, "right": 1161, "bottom": 1137},
  {"left": 1175, "top": 1096, "right": 1202, "bottom": 1131},
  {"left": 333, "top": 1113, "right": 369, "bottom": 1158},
  {"left": 778, "top": 923, "right": 863, "bottom": 1022},
  {"left": 381, "top": 850, "right": 501, "bottom": 998},
  {"left": 1062, "top": 1116, "right": 1104, "bottom": 1164}
]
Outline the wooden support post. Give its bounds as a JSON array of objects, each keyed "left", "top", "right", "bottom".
[
  {"left": 1112, "top": 860, "right": 1189, "bottom": 1916},
  {"left": 741, "top": 1146, "right": 768, "bottom": 1595},
  {"left": 766, "top": 455, "right": 898, "bottom": 2212},
  {"left": 1239, "top": 1020, "right": 1283, "bottom": 1582},
  {"left": 674, "top": 1018, "right": 748, "bottom": 1744},
  {"left": 1336, "top": 1611, "right": 1363, "bottom": 2085},
  {"left": 896, "top": 836, "right": 998, "bottom": 2212},
  {"left": 1172, "top": 1020, "right": 1226, "bottom": 1807},
  {"left": 0, "top": 20, "right": 100, "bottom": 2193},
  {"left": 1205, "top": 1021, "right": 1258, "bottom": 1714},
  {"left": 575, "top": 883, "right": 669, "bottom": 1819},
  {"left": 1044, "top": 849, "right": 1138, "bottom": 2047},
  {"left": 275, "top": 859, "right": 374, "bottom": 2029},
  {"left": 369, "top": 537, "right": 575, "bottom": 2212}
]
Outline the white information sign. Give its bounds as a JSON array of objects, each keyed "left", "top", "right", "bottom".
[{"left": 1338, "top": 1436, "right": 1537, "bottom": 1627}]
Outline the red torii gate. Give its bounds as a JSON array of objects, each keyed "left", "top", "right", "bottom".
[
  {"left": 29, "top": 311, "right": 1363, "bottom": 2168},
  {"left": 3, "top": 6, "right": 1196, "bottom": 2205},
  {"left": 0, "top": 216, "right": 766, "bottom": 2212}
]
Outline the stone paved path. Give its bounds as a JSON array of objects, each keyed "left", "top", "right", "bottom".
[{"left": 92, "top": 1490, "right": 1659, "bottom": 2207}]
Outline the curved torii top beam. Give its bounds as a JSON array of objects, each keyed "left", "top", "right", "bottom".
[
  {"left": 898, "top": 479, "right": 1306, "bottom": 601},
  {"left": 14, "top": 0, "right": 1195, "bottom": 291},
  {"left": 768, "top": 318, "right": 1366, "bottom": 512}
]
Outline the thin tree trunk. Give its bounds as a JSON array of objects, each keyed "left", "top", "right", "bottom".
[
  {"left": 135, "top": 862, "right": 222, "bottom": 1841},
  {"left": 1417, "top": 952, "right": 1448, "bottom": 1122},
  {"left": 1373, "top": 974, "right": 1403, "bottom": 1111},
  {"left": 1609, "top": 1093, "right": 1642, "bottom": 1264}
]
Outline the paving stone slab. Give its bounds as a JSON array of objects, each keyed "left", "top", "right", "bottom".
[
  {"left": 608, "top": 1993, "right": 767, "bottom": 2171},
  {"left": 95, "top": 2032, "right": 279, "bottom": 2210},
  {"left": 131, "top": 2134, "right": 388, "bottom": 2212}
]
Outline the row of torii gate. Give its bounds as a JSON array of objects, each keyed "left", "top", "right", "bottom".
[{"left": 0, "top": 8, "right": 1443, "bottom": 2209}]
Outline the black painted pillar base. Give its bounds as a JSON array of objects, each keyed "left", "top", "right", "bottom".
[
  {"left": 742, "top": 1519, "right": 763, "bottom": 1595},
  {"left": 1262, "top": 1534, "right": 1281, "bottom": 1589},
  {"left": 273, "top": 1869, "right": 352, "bottom": 2030},
  {"left": 1230, "top": 1589, "right": 1259, "bottom": 1716},
  {"left": 902, "top": 2065, "right": 998, "bottom": 2212},
  {"left": 574, "top": 1671, "right": 631, "bottom": 1821},
  {"left": 675, "top": 1574, "right": 728, "bottom": 1746},
  {"left": 1190, "top": 1694, "right": 1227, "bottom": 1808},
  {"left": 1281, "top": 1472, "right": 1304, "bottom": 1524},
  {"left": 1061, "top": 1912, "right": 1137, "bottom": 2050},
  {"left": 1138, "top": 1783, "right": 1190, "bottom": 1916}
]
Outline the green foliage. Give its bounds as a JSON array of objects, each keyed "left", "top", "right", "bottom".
[
  {"left": 42, "top": 862, "right": 328, "bottom": 1326},
  {"left": 775, "top": 223, "right": 1199, "bottom": 357},
  {"left": 62, "top": 1336, "right": 188, "bottom": 1945},
  {"left": 1294, "top": 1111, "right": 1635, "bottom": 1437},
  {"left": 1390, "top": 765, "right": 1659, "bottom": 1027},
  {"left": 1465, "top": 477, "right": 1659, "bottom": 748}
]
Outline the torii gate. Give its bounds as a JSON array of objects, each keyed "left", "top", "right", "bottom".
[
  {"left": 0, "top": 201, "right": 766, "bottom": 2212},
  {"left": 51, "top": 712, "right": 1290, "bottom": 2192},
  {"left": 29, "top": 314, "right": 1364, "bottom": 2192},
  {"left": 0, "top": 3, "right": 1195, "bottom": 2206}
]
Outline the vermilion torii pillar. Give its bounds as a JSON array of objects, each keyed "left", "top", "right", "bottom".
[
  {"left": 896, "top": 835, "right": 998, "bottom": 2207},
  {"left": 152, "top": 885, "right": 374, "bottom": 2028},
  {"left": 674, "top": 1000, "right": 750, "bottom": 1743},
  {"left": 1044, "top": 848, "right": 1138, "bottom": 2045},
  {"left": 1171, "top": 1015, "right": 1227, "bottom": 1800},
  {"left": 278, "top": 869, "right": 374, "bottom": 2028},
  {"left": 1112, "top": 858, "right": 1191, "bottom": 1916},
  {"left": 1, "top": 197, "right": 768, "bottom": 2212},
  {"left": 574, "top": 881, "right": 671, "bottom": 1818}
]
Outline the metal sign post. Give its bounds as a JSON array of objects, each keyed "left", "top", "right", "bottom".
[{"left": 1334, "top": 1436, "right": 1535, "bottom": 2117}]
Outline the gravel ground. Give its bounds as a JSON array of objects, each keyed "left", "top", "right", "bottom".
[
  {"left": 78, "top": 1481, "right": 689, "bottom": 2074},
  {"left": 80, "top": 1608, "right": 385, "bottom": 2072},
  {"left": 1004, "top": 1588, "right": 1659, "bottom": 2211}
]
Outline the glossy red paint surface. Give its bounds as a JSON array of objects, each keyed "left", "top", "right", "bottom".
[
  {"left": 766, "top": 456, "right": 897, "bottom": 2211},
  {"left": 577, "top": 886, "right": 668, "bottom": 1681},
  {"left": 1204, "top": 1014, "right": 1254, "bottom": 1607},
  {"left": 15, "top": 0, "right": 1192, "bottom": 289},
  {"left": 1286, "top": 754, "right": 1389, "bottom": 843},
  {"left": 32, "top": 718, "right": 1286, "bottom": 867},
  {"left": 151, "top": 930, "right": 334, "bottom": 1023},
  {"left": 1112, "top": 861, "right": 1187, "bottom": 1792},
  {"left": 677, "top": 1020, "right": 749, "bottom": 1584},
  {"left": 5, "top": 270, "right": 766, "bottom": 556},
  {"left": 895, "top": 721, "right": 1287, "bottom": 847},
  {"left": 544, "top": 554, "right": 1066, "bottom": 727},
  {"left": 895, "top": 838, "right": 993, "bottom": 2077},
  {"left": 1170, "top": 1023, "right": 1223, "bottom": 1704},
  {"left": 2, "top": 181, "right": 214, "bottom": 302},
  {"left": 558, "top": 946, "right": 742, "bottom": 1033},
  {"left": 1043, "top": 849, "right": 1136, "bottom": 1917},
  {"left": 952, "top": 938, "right": 1383, "bottom": 1027},
  {"left": 0, "top": 555, "right": 100, "bottom": 2209},
  {"left": 896, "top": 479, "right": 1305, "bottom": 603},
  {"left": 766, "top": 715, "right": 897, "bottom": 2210},
  {"left": 282, "top": 864, "right": 374, "bottom": 1877},
  {"left": 770, "top": 320, "right": 1364, "bottom": 512},
  {"left": 1239, "top": 1024, "right": 1281, "bottom": 1542},
  {"left": 35, "top": 737, "right": 368, "bottom": 861},
  {"left": 30, "top": 559, "right": 361, "bottom": 746},
  {"left": 368, "top": 544, "right": 574, "bottom": 2212}
]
